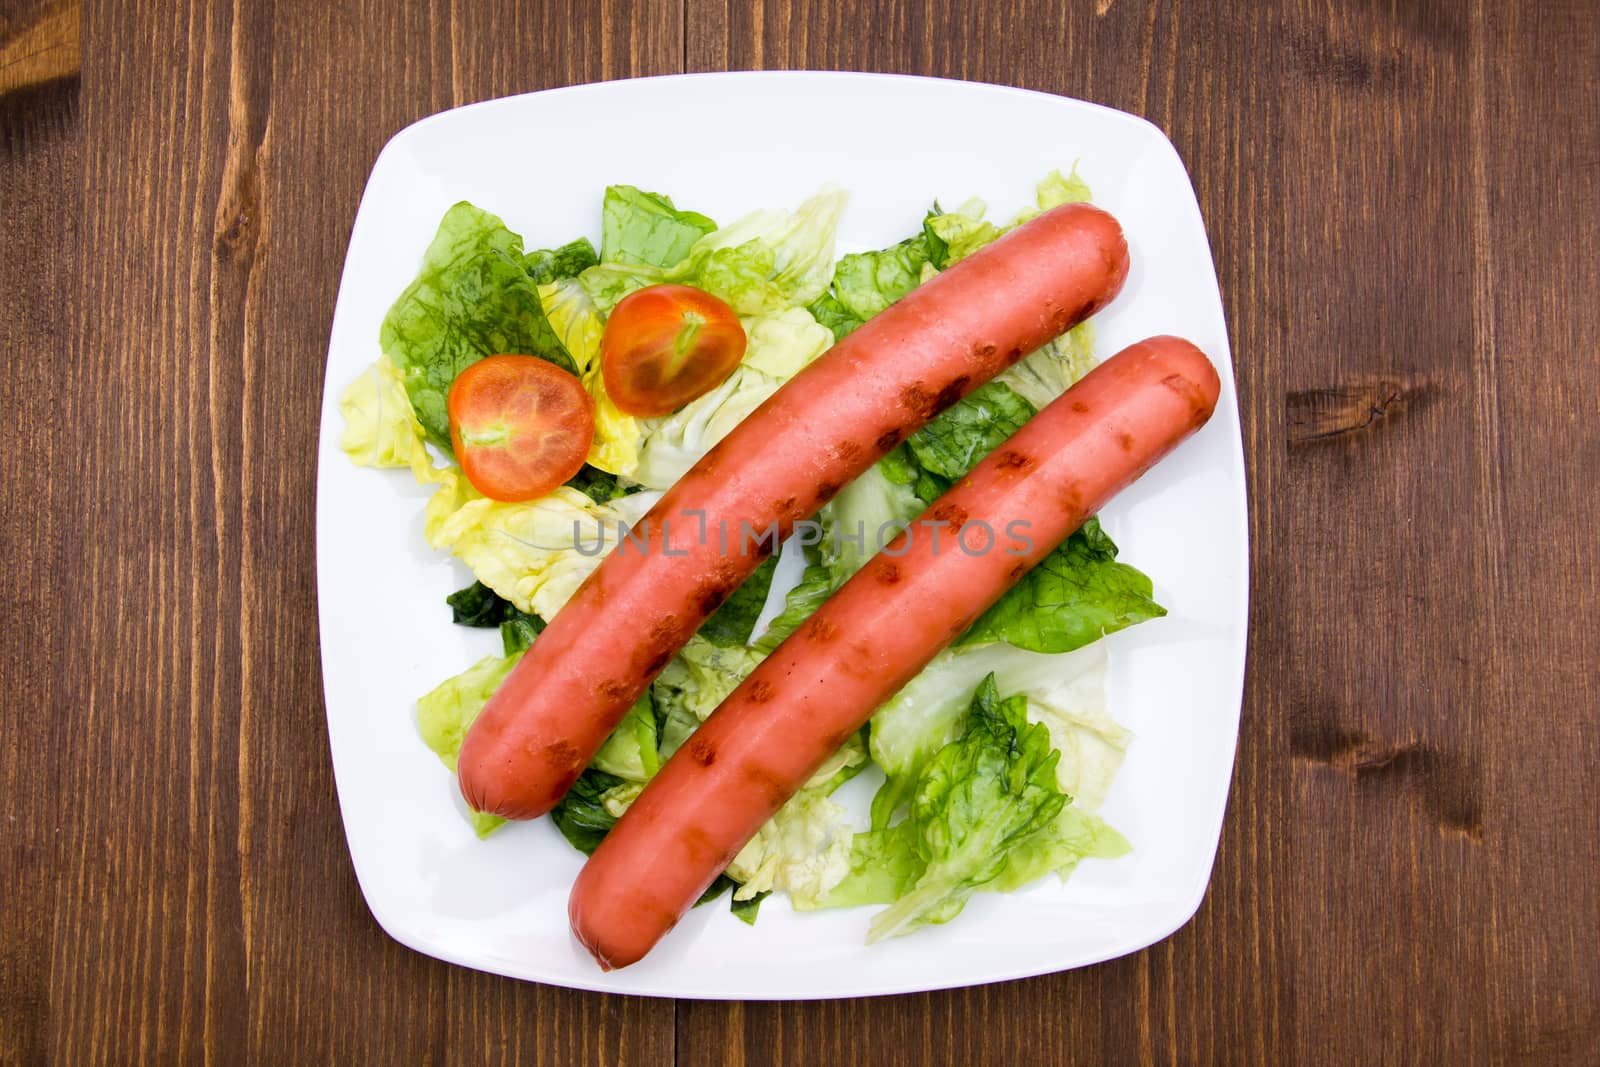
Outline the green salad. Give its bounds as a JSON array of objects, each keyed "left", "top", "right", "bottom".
[{"left": 340, "top": 171, "right": 1165, "bottom": 938}]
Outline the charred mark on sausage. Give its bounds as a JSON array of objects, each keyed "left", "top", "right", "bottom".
[
  {"left": 544, "top": 738, "right": 582, "bottom": 772},
  {"left": 932, "top": 375, "right": 971, "bottom": 414},
  {"left": 805, "top": 616, "right": 840, "bottom": 643},
  {"left": 686, "top": 736, "right": 717, "bottom": 768},
  {"left": 994, "top": 448, "right": 1035, "bottom": 473}
]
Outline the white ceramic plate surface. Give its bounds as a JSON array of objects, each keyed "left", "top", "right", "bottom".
[{"left": 316, "top": 71, "right": 1249, "bottom": 999}]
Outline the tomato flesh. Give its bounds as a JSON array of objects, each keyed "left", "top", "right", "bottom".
[
  {"left": 448, "top": 355, "right": 595, "bottom": 502},
  {"left": 600, "top": 284, "right": 748, "bottom": 417}
]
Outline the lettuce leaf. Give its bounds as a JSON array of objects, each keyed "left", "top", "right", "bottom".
[
  {"left": 906, "top": 380, "right": 1035, "bottom": 482},
  {"left": 579, "top": 188, "right": 846, "bottom": 317},
  {"left": 959, "top": 518, "right": 1166, "bottom": 654},
  {"left": 338, "top": 355, "right": 439, "bottom": 480},
  {"left": 987, "top": 808, "right": 1130, "bottom": 891},
  {"left": 600, "top": 185, "right": 716, "bottom": 268},
  {"left": 525, "top": 237, "right": 599, "bottom": 284},
  {"left": 443, "top": 580, "right": 546, "bottom": 654},
  {"left": 424, "top": 484, "right": 657, "bottom": 620},
  {"left": 726, "top": 787, "right": 857, "bottom": 908},
  {"left": 651, "top": 637, "right": 766, "bottom": 736},
  {"left": 817, "top": 462, "right": 923, "bottom": 582},
  {"left": 591, "top": 694, "right": 660, "bottom": 781},
  {"left": 826, "top": 672, "right": 1129, "bottom": 935},
  {"left": 862, "top": 676, "right": 1068, "bottom": 941},
  {"left": 549, "top": 768, "right": 627, "bottom": 855},
  {"left": 380, "top": 202, "right": 575, "bottom": 446},
  {"left": 697, "top": 556, "right": 781, "bottom": 647},
  {"left": 752, "top": 552, "right": 835, "bottom": 652},
  {"left": 867, "top": 642, "right": 1108, "bottom": 828},
  {"left": 923, "top": 197, "right": 1003, "bottom": 266},
  {"left": 537, "top": 276, "right": 606, "bottom": 375},
  {"left": 415, "top": 652, "right": 520, "bottom": 839}
]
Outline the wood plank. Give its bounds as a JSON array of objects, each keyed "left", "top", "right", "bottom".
[
  {"left": 679, "top": 2, "right": 1289, "bottom": 1062},
  {"left": 1273, "top": 0, "right": 1553, "bottom": 1059},
  {"left": 0, "top": 50, "right": 79, "bottom": 1067},
  {"left": 1470, "top": 0, "right": 1600, "bottom": 1059},
  {"left": 35, "top": 0, "right": 680, "bottom": 1061}
]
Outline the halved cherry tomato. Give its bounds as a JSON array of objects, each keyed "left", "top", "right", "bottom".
[
  {"left": 447, "top": 355, "right": 595, "bottom": 502},
  {"left": 600, "top": 284, "right": 748, "bottom": 417}
]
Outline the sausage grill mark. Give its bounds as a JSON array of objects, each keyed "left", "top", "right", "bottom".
[
  {"left": 805, "top": 616, "right": 840, "bottom": 643},
  {"left": 686, "top": 737, "right": 717, "bottom": 768},
  {"left": 933, "top": 375, "right": 971, "bottom": 414},
  {"left": 995, "top": 449, "right": 1036, "bottom": 472},
  {"left": 544, "top": 739, "right": 582, "bottom": 772}
]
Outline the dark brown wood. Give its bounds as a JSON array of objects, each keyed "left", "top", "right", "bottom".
[{"left": 2, "top": 0, "right": 1596, "bottom": 1063}]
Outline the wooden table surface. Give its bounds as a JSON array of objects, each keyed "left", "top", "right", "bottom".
[{"left": 3, "top": 0, "right": 1597, "bottom": 1063}]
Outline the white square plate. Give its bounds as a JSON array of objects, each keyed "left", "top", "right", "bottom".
[{"left": 316, "top": 71, "right": 1248, "bottom": 999}]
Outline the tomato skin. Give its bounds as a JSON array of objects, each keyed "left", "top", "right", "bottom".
[
  {"left": 600, "top": 285, "right": 748, "bottom": 417},
  {"left": 447, "top": 355, "right": 595, "bottom": 502}
]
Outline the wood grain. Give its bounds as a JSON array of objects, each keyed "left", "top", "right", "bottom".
[{"left": 1, "top": 0, "right": 1597, "bottom": 1063}]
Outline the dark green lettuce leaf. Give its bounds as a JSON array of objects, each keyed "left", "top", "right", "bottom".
[
  {"left": 959, "top": 518, "right": 1166, "bottom": 653},
  {"left": 549, "top": 768, "right": 626, "bottom": 856},
  {"left": 445, "top": 580, "right": 515, "bottom": 627},
  {"left": 906, "top": 381, "right": 1035, "bottom": 483},
  {"left": 730, "top": 890, "right": 769, "bottom": 925},
  {"left": 697, "top": 556, "right": 781, "bottom": 648},
  {"left": 525, "top": 236, "right": 599, "bottom": 284},
  {"left": 564, "top": 464, "right": 633, "bottom": 504},
  {"left": 380, "top": 202, "right": 576, "bottom": 446},
  {"left": 444, "top": 580, "right": 546, "bottom": 654},
  {"left": 601, "top": 185, "right": 717, "bottom": 269}
]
